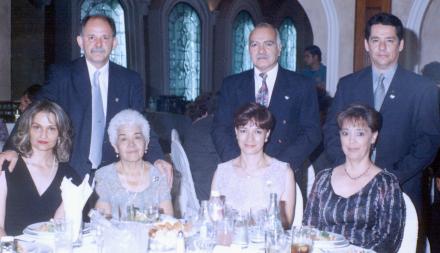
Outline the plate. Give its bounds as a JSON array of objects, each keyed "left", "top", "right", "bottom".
[
  {"left": 16, "top": 241, "right": 53, "bottom": 253},
  {"left": 23, "top": 221, "right": 91, "bottom": 237},
  {"left": 312, "top": 231, "right": 350, "bottom": 248}
]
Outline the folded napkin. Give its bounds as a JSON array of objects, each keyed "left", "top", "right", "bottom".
[{"left": 60, "top": 174, "right": 93, "bottom": 242}]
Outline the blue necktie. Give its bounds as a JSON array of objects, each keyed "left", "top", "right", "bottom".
[{"left": 89, "top": 70, "right": 106, "bottom": 169}]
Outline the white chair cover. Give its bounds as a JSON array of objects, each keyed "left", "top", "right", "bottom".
[
  {"left": 398, "top": 193, "right": 418, "bottom": 253},
  {"left": 170, "top": 129, "right": 200, "bottom": 218},
  {"left": 171, "top": 128, "right": 180, "bottom": 143},
  {"left": 292, "top": 183, "right": 303, "bottom": 227},
  {"left": 306, "top": 164, "right": 315, "bottom": 197}
]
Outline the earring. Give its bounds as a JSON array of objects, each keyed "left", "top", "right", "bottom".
[
  {"left": 116, "top": 153, "right": 119, "bottom": 158},
  {"left": 57, "top": 138, "right": 61, "bottom": 146},
  {"left": 144, "top": 148, "right": 148, "bottom": 154}
]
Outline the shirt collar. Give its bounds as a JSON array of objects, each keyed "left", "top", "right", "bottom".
[
  {"left": 85, "top": 60, "right": 109, "bottom": 81},
  {"left": 372, "top": 64, "right": 397, "bottom": 91},
  {"left": 254, "top": 64, "right": 279, "bottom": 80}
]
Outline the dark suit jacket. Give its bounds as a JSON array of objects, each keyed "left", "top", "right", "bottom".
[
  {"left": 323, "top": 65, "right": 440, "bottom": 210},
  {"left": 183, "top": 115, "right": 221, "bottom": 201},
  {"left": 34, "top": 57, "right": 163, "bottom": 176},
  {"left": 212, "top": 67, "right": 322, "bottom": 171}
]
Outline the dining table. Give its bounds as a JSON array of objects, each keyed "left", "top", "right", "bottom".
[{"left": 15, "top": 226, "right": 375, "bottom": 253}]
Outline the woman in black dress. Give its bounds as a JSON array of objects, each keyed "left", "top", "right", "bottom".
[{"left": 0, "top": 100, "right": 79, "bottom": 236}]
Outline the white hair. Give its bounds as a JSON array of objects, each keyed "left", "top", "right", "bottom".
[{"left": 107, "top": 109, "right": 150, "bottom": 146}]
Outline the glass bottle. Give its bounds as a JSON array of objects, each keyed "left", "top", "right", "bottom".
[
  {"left": 265, "top": 193, "right": 284, "bottom": 251},
  {"left": 197, "top": 200, "right": 214, "bottom": 240},
  {"left": 209, "top": 191, "right": 225, "bottom": 222}
]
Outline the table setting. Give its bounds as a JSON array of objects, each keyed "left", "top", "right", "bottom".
[{"left": 6, "top": 187, "right": 375, "bottom": 253}]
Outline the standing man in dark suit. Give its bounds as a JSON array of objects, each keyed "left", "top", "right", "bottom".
[
  {"left": 212, "top": 23, "right": 321, "bottom": 185},
  {"left": 323, "top": 13, "right": 440, "bottom": 214},
  {"left": 1, "top": 15, "right": 172, "bottom": 181}
]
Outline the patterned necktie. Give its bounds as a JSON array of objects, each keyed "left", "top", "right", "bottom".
[
  {"left": 256, "top": 73, "right": 269, "bottom": 107},
  {"left": 89, "top": 70, "right": 106, "bottom": 169},
  {"left": 374, "top": 74, "right": 386, "bottom": 111}
]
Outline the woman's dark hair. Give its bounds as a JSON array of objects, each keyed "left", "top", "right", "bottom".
[
  {"left": 13, "top": 100, "right": 72, "bottom": 162},
  {"left": 23, "top": 84, "right": 42, "bottom": 100},
  {"left": 234, "top": 102, "right": 274, "bottom": 130},
  {"left": 337, "top": 104, "right": 382, "bottom": 132},
  {"left": 365, "top": 12, "right": 404, "bottom": 41},
  {"left": 186, "top": 93, "right": 217, "bottom": 121}
]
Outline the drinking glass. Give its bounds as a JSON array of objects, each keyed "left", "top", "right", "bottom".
[
  {"left": 249, "top": 209, "right": 267, "bottom": 243},
  {"left": 53, "top": 219, "right": 73, "bottom": 253},
  {"left": 216, "top": 217, "right": 233, "bottom": 246},
  {"left": 290, "top": 227, "right": 313, "bottom": 253},
  {"left": 232, "top": 213, "right": 249, "bottom": 247},
  {"left": 145, "top": 205, "right": 160, "bottom": 223}
]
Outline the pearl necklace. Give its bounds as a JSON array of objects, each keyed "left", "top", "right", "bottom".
[
  {"left": 120, "top": 161, "right": 146, "bottom": 205},
  {"left": 344, "top": 163, "right": 372, "bottom": 180}
]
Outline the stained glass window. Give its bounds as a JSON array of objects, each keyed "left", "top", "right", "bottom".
[
  {"left": 232, "top": 11, "right": 254, "bottom": 74},
  {"left": 168, "top": 3, "right": 201, "bottom": 101},
  {"left": 279, "top": 18, "right": 297, "bottom": 71},
  {"left": 80, "top": 0, "right": 127, "bottom": 67}
]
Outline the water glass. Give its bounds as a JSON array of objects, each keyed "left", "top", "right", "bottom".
[
  {"left": 53, "top": 219, "right": 73, "bottom": 253},
  {"left": 249, "top": 209, "right": 267, "bottom": 243},
  {"left": 215, "top": 217, "right": 233, "bottom": 246},
  {"left": 290, "top": 227, "right": 313, "bottom": 253},
  {"left": 232, "top": 214, "right": 249, "bottom": 247},
  {"left": 145, "top": 205, "right": 160, "bottom": 223}
]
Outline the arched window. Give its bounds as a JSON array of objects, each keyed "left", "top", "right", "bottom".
[
  {"left": 279, "top": 18, "right": 297, "bottom": 71},
  {"left": 168, "top": 3, "right": 201, "bottom": 101},
  {"left": 80, "top": 0, "right": 127, "bottom": 67},
  {"left": 232, "top": 11, "right": 254, "bottom": 74}
]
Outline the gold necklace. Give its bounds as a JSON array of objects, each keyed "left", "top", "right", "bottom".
[{"left": 344, "top": 163, "right": 372, "bottom": 180}]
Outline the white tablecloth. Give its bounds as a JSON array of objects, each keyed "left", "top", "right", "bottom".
[{"left": 16, "top": 233, "right": 374, "bottom": 253}]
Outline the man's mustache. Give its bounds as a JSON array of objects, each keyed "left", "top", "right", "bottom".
[{"left": 91, "top": 48, "right": 105, "bottom": 53}]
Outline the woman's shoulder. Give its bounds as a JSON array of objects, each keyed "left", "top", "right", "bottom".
[
  {"left": 95, "top": 163, "right": 118, "bottom": 181},
  {"left": 315, "top": 167, "right": 333, "bottom": 179},
  {"left": 375, "top": 169, "right": 400, "bottom": 184}
]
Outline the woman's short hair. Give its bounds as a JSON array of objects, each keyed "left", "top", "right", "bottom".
[
  {"left": 13, "top": 100, "right": 72, "bottom": 162},
  {"left": 107, "top": 109, "right": 150, "bottom": 147},
  {"left": 337, "top": 104, "right": 382, "bottom": 132},
  {"left": 234, "top": 102, "right": 274, "bottom": 130}
]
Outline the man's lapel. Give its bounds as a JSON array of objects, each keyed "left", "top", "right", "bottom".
[{"left": 72, "top": 58, "right": 92, "bottom": 108}]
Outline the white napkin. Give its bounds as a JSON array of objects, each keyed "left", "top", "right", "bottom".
[{"left": 60, "top": 174, "right": 93, "bottom": 242}]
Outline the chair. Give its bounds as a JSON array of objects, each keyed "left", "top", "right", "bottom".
[
  {"left": 306, "top": 164, "right": 315, "bottom": 197},
  {"left": 170, "top": 129, "right": 200, "bottom": 218},
  {"left": 171, "top": 128, "right": 180, "bottom": 143},
  {"left": 397, "top": 193, "right": 418, "bottom": 253},
  {"left": 292, "top": 183, "right": 304, "bottom": 227}
]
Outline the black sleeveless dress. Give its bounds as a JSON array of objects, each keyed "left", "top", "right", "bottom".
[{"left": 4, "top": 156, "right": 80, "bottom": 235}]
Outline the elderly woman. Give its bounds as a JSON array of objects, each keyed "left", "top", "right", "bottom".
[
  {"left": 211, "top": 102, "right": 295, "bottom": 227},
  {"left": 304, "top": 104, "right": 405, "bottom": 252},
  {"left": 0, "top": 100, "right": 79, "bottom": 236},
  {"left": 95, "top": 109, "right": 173, "bottom": 218}
]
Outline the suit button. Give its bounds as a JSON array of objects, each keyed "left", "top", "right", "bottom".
[
  {"left": 278, "top": 139, "right": 283, "bottom": 143},
  {"left": 283, "top": 120, "right": 287, "bottom": 124}
]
